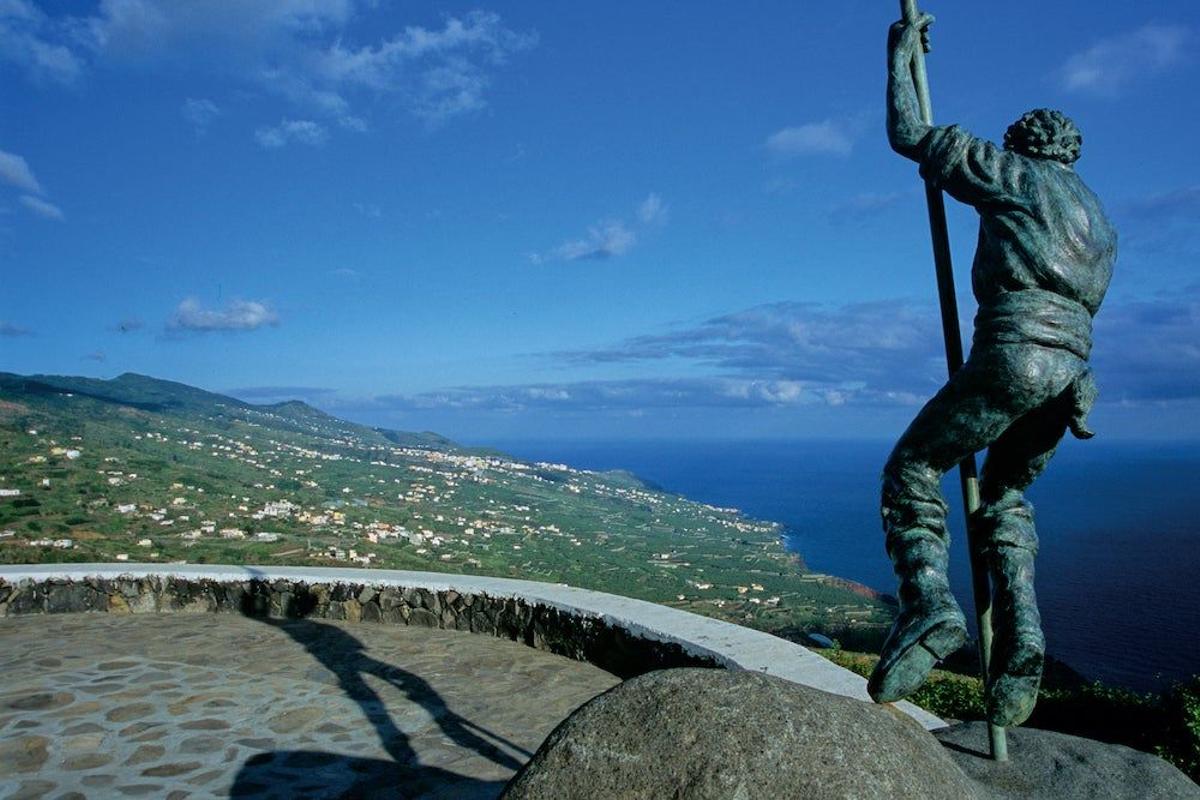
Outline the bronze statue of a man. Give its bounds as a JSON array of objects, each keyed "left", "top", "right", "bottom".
[{"left": 868, "top": 15, "right": 1116, "bottom": 727}]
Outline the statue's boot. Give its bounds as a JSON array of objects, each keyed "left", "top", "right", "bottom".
[
  {"left": 869, "top": 529, "right": 967, "bottom": 703},
  {"left": 986, "top": 541, "right": 1045, "bottom": 726},
  {"left": 977, "top": 496, "right": 1045, "bottom": 727}
]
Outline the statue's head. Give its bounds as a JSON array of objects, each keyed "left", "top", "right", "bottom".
[{"left": 1003, "top": 109, "right": 1081, "bottom": 165}]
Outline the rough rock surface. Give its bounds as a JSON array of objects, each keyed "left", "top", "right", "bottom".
[
  {"left": 502, "top": 667, "right": 985, "bottom": 800},
  {"left": 936, "top": 721, "right": 1200, "bottom": 800}
]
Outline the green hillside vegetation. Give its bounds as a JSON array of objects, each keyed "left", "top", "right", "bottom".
[{"left": 0, "top": 371, "right": 893, "bottom": 641}]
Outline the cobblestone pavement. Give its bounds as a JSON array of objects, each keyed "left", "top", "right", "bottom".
[{"left": 0, "top": 613, "right": 620, "bottom": 799}]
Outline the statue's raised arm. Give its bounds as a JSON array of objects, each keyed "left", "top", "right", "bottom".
[{"left": 886, "top": 14, "right": 933, "bottom": 159}]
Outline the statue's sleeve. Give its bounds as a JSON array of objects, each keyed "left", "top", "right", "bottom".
[{"left": 916, "top": 125, "right": 1026, "bottom": 211}]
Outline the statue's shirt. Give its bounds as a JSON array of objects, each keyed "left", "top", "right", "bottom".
[{"left": 917, "top": 125, "right": 1117, "bottom": 359}]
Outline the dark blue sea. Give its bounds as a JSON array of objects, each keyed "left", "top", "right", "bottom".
[{"left": 480, "top": 438, "right": 1200, "bottom": 693}]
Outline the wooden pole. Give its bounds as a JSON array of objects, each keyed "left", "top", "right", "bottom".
[{"left": 897, "top": 0, "right": 1008, "bottom": 761}]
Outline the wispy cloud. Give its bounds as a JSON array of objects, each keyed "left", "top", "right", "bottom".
[
  {"left": 535, "top": 194, "right": 667, "bottom": 264},
  {"left": 1, "top": 321, "right": 33, "bottom": 337},
  {"left": 764, "top": 177, "right": 798, "bottom": 196},
  {"left": 1060, "top": 23, "right": 1191, "bottom": 96},
  {"left": 255, "top": 119, "right": 327, "bottom": 149},
  {"left": 352, "top": 202, "right": 381, "bottom": 219},
  {"left": 0, "top": 0, "right": 84, "bottom": 85},
  {"left": 368, "top": 299, "right": 945, "bottom": 416},
  {"left": 168, "top": 298, "right": 279, "bottom": 333},
  {"left": 1113, "top": 185, "right": 1200, "bottom": 260},
  {"left": 19, "top": 194, "right": 64, "bottom": 221},
  {"left": 0, "top": 149, "right": 42, "bottom": 193},
  {"left": 382, "top": 377, "right": 860, "bottom": 413},
  {"left": 1121, "top": 185, "right": 1200, "bottom": 222},
  {"left": 637, "top": 192, "right": 668, "bottom": 225},
  {"left": 113, "top": 317, "right": 144, "bottom": 334},
  {"left": 1, "top": 147, "right": 65, "bottom": 220},
  {"left": 328, "top": 267, "right": 362, "bottom": 280},
  {"left": 1093, "top": 284, "right": 1200, "bottom": 402},
  {"left": 317, "top": 10, "right": 537, "bottom": 125},
  {"left": 765, "top": 119, "right": 855, "bottom": 158},
  {"left": 557, "top": 299, "right": 945, "bottom": 392},
  {"left": 230, "top": 385, "right": 337, "bottom": 402},
  {"left": 550, "top": 221, "right": 637, "bottom": 262},
  {"left": 370, "top": 289, "right": 1200, "bottom": 418},
  {"left": 181, "top": 98, "right": 220, "bottom": 134},
  {"left": 3, "top": 4, "right": 535, "bottom": 136},
  {"left": 829, "top": 191, "right": 906, "bottom": 224}
]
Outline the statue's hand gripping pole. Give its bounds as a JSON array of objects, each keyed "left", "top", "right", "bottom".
[{"left": 896, "top": 0, "right": 1009, "bottom": 762}]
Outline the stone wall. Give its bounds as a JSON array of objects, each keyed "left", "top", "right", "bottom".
[{"left": 0, "top": 575, "right": 718, "bottom": 679}]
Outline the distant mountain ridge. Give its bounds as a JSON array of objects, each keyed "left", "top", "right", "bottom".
[{"left": 0, "top": 371, "right": 455, "bottom": 451}]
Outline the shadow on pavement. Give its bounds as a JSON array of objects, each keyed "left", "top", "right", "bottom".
[{"left": 229, "top": 585, "right": 532, "bottom": 798}]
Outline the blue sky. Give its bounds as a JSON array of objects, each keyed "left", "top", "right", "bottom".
[{"left": 2, "top": 1, "right": 1199, "bottom": 442}]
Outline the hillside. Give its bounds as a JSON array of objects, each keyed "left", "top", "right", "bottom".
[{"left": 0, "top": 371, "right": 892, "bottom": 641}]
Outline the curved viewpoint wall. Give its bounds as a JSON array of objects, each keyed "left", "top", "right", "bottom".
[{"left": 0, "top": 564, "right": 943, "bottom": 730}]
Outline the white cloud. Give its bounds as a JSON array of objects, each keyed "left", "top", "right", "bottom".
[
  {"left": 383, "top": 376, "right": 856, "bottom": 414},
  {"left": 3, "top": 3, "right": 536, "bottom": 134},
  {"left": 2, "top": 148, "right": 64, "bottom": 220},
  {"left": 1060, "top": 24, "right": 1191, "bottom": 95},
  {"left": 0, "top": 148, "right": 43, "bottom": 193},
  {"left": 181, "top": 98, "right": 220, "bottom": 133},
  {"left": 317, "top": 10, "right": 536, "bottom": 125},
  {"left": 554, "top": 221, "right": 637, "bottom": 262},
  {"left": 0, "top": 0, "right": 85, "bottom": 85},
  {"left": 168, "top": 298, "right": 279, "bottom": 332},
  {"left": 255, "top": 119, "right": 327, "bottom": 148},
  {"left": 557, "top": 298, "right": 945, "bottom": 394},
  {"left": 19, "top": 194, "right": 63, "bottom": 220},
  {"left": 719, "top": 379, "right": 807, "bottom": 405},
  {"left": 539, "top": 193, "right": 668, "bottom": 263},
  {"left": 637, "top": 192, "right": 668, "bottom": 225},
  {"left": 765, "top": 120, "right": 854, "bottom": 158}
]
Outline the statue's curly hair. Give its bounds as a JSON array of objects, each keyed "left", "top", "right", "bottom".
[{"left": 1003, "top": 109, "right": 1082, "bottom": 164}]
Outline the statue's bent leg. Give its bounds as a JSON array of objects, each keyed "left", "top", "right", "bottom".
[
  {"left": 870, "top": 353, "right": 1031, "bottom": 704},
  {"left": 975, "top": 386, "right": 1074, "bottom": 726}
]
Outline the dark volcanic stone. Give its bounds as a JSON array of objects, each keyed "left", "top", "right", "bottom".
[
  {"left": 935, "top": 721, "right": 1200, "bottom": 799},
  {"left": 47, "top": 583, "right": 103, "bottom": 613},
  {"left": 408, "top": 608, "right": 439, "bottom": 628},
  {"left": 502, "top": 668, "right": 984, "bottom": 800}
]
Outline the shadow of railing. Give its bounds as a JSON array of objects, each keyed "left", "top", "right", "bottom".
[{"left": 228, "top": 581, "right": 530, "bottom": 798}]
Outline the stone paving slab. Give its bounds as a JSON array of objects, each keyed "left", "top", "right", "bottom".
[
  {"left": 0, "top": 564, "right": 943, "bottom": 730},
  {"left": 0, "top": 613, "right": 620, "bottom": 799}
]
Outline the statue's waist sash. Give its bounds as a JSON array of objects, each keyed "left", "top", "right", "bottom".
[{"left": 973, "top": 289, "right": 1093, "bottom": 360}]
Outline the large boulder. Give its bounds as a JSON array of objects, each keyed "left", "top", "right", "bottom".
[
  {"left": 935, "top": 721, "right": 1200, "bottom": 800},
  {"left": 502, "top": 667, "right": 985, "bottom": 800}
]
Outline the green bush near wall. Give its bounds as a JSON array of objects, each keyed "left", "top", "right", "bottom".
[{"left": 824, "top": 649, "right": 1200, "bottom": 784}]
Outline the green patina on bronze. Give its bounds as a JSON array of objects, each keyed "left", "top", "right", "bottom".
[{"left": 868, "top": 15, "right": 1117, "bottom": 729}]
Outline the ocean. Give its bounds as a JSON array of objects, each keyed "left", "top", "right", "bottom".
[{"left": 480, "top": 438, "right": 1200, "bottom": 693}]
